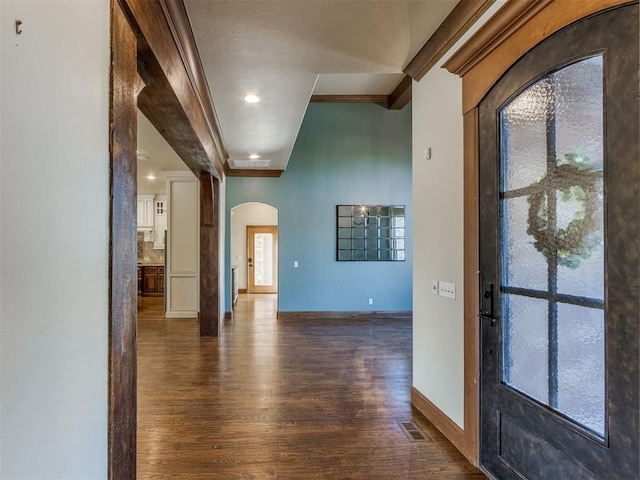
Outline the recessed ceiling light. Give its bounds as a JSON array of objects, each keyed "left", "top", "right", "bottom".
[
  {"left": 249, "top": 153, "right": 260, "bottom": 159},
  {"left": 146, "top": 174, "right": 156, "bottom": 181},
  {"left": 244, "top": 94, "right": 260, "bottom": 103}
]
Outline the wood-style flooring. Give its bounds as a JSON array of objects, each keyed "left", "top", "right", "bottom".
[{"left": 137, "top": 294, "right": 486, "bottom": 479}]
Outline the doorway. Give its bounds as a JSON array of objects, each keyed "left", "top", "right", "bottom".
[
  {"left": 231, "top": 202, "right": 279, "bottom": 300},
  {"left": 247, "top": 226, "right": 278, "bottom": 294},
  {"left": 478, "top": 5, "right": 638, "bottom": 479}
]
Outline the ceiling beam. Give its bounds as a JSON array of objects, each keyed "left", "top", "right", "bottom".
[
  {"left": 119, "top": 0, "right": 227, "bottom": 180},
  {"left": 404, "top": 0, "right": 496, "bottom": 81}
]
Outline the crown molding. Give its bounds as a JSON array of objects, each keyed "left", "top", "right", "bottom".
[
  {"left": 223, "top": 162, "right": 284, "bottom": 178},
  {"left": 404, "top": 0, "right": 496, "bottom": 81},
  {"left": 443, "top": 0, "right": 551, "bottom": 77},
  {"left": 310, "top": 94, "right": 389, "bottom": 104}
]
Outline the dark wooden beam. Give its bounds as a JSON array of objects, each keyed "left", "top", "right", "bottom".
[
  {"left": 387, "top": 75, "right": 412, "bottom": 110},
  {"left": 109, "top": 1, "right": 138, "bottom": 478},
  {"left": 310, "top": 94, "right": 389, "bottom": 104},
  {"left": 120, "top": 0, "right": 226, "bottom": 179},
  {"left": 199, "top": 172, "right": 220, "bottom": 337},
  {"left": 404, "top": 0, "right": 496, "bottom": 81}
]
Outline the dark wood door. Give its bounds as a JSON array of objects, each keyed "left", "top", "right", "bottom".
[{"left": 479, "top": 5, "right": 638, "bottom": 479}]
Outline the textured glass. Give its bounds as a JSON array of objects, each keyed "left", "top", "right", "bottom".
[
  {"left": 556, "top": 181, "right": 604, "bottom": 298},
  {"left": 499, "top": 56, "right": 606, "bottom": 436},
  {"left": 503, "top": 295, "right": 549, "bottom": 403},
  {"left": 502, "top": 196, "right": 548, "bottom": 290},
  {"left": 554, "top": 57, "right": 604, "bottom": 299},
  {"left": 253, "top": 233, "right": 273, "bottom": 286},
  {"left": 501, "top": 80, "right": 549, "bottom": 191},
  {"left": 555, "top": 57, "right": 603, "bottom": 176},
  {"left": 557, "top": 304, "right": 605, "bottom": 435}
]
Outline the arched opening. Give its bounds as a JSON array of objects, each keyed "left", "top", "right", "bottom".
[{"left": 230, "top": 202, "right": 279, "bottom": 310}]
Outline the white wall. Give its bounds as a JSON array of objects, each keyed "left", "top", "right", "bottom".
[
  {"left": 0, "top": 1, "right": 109, "bottom": 477},
  {"left": 412, "top": 68, "right": 465, "bottom": 427},
  {"left": 166, "top": 171, "right": 200, "bottom": 318},
  {"left": 411, "top": 0, "right": 506, "bottom": 430},
  {"left": 230, "top": 203, "right": 278, "bottom": 290}
]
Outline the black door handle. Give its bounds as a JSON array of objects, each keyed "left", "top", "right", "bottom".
[{"left": 479, "top": 313, "right": 497, "bottom": 327}]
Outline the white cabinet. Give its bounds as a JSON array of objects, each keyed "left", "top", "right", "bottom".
[
  {"left": 153, "top": 196, "right": 167, "bottom": 249},
  {"left": 137, "top": 195, "right": 155, "bottom": 230}
]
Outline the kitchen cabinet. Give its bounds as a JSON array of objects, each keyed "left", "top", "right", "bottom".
[
  {"left": 153, "top": 196, "right": 167, "bottom": 249},
  {"left": 140, "top": 265, "right": 164, "bottom": 296},
  {"left": 137, "top": 195, "right": 155, "bottom": 230}
]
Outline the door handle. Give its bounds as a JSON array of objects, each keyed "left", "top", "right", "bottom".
[
  {"left": 248, "top": 257, "right": 253, "bottom": 267},
  {"left": 479, "top": 313, "right": 497, "bottom": 327},
  {"left": 479, "top": 282, "right": 496, "bottom": 326}
]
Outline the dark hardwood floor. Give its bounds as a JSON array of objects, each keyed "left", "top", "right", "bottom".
[{"left": 137, "top": 294, "right": 486, "bottom": 479}]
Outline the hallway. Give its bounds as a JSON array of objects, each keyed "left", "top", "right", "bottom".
[{"left": 137, "top": 294, "right": 485, "bottom": 479}]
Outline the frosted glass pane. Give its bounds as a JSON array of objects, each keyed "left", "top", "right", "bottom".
[
  {"left": 557, "top": 304, "right": 605, "bottom": 435},
  {"left": 555, "top": 57, "right": 603, "bottom": 175},
  {"left": 502, "top": 197, "right": 548, "bottom": 290},
  {"left": 556, "top": 180, "right": 604, "bottom": 298},
  {"left": 554, "top": 57, "right": 604, "bottom": 298},
  {"left": 253, "top": 233, "right": 273, "bottom": 286},
  {"left": 503, "top": 295, "right": 548, "bottom": 403},
  {"left": 501, "top": 80, "right": 549, "bottom": 191}
]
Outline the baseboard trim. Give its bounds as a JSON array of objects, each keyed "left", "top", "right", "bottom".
[
  {"left": 223, "top": 311, "right": 233, "bottom": 321},
  {"left": 165, "top": 311, "right": 198, "bottom": 319},
  {"left": 238, "top": 288, "right": 247, "bottom": 294},
  {"left": 411, "top": 386, "right": 466, "bottom": 457},
  {"left": 277, "top": 311, "right": 412, "bottom": 321}
]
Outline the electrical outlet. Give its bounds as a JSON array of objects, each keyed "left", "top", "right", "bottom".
[
  {"left": 432, "top": 280, "right": 439, "bottom": 295},
  {"left": 368, "top": 298, "right": 374, "bottom": 305},
  {"left": 438, "top": 281, "right": 456, "bottom": 299},
  {"left": 293, "top": 261, "right": 298, "bottom": 268}
]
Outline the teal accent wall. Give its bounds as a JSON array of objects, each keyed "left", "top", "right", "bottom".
[{"left": 226, "top": 103, "right": 412, "bottom": 312}]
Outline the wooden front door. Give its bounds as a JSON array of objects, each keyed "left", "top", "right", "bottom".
[
  {"left": 478, "top": 5, "right": 638, "bottom": 479},
  {"left": 247, "top": 226, "right": 278, "bottom": 294}
]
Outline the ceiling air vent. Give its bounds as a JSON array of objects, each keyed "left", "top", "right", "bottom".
[{"left": 232, "top": 159, "right": 271, "bottom": 168}]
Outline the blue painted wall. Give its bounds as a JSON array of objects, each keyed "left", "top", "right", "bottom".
[{"left": 225, "top": 103, "right": 412, "bottom": 312}]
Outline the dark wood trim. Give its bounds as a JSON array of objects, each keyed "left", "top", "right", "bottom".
[
  {"left": 387, "top": 75, "right": 412, "bottom": 110},
  {"left": 443, "top": 0, "right": 629, "bottom": 112},
  {"left": 109, "top": 1, "right": 138, "bottom": 477},
  {"left": 199, "top": 172, "right": 220, "bottom": 337},
  {"left": 463, "top": 108, "right": 480, "bottom": 466},
  {"left": 238, "top": 288, "right": 248, "bottom": 294},
  {"left": 160, "top": 0, "right": 228, "bottom": 166},
  {"left": 123, "top": 0, "right": 226, "bottom": 179},
  {"left": 411, "top": 386, "right": 465, "bottom": 456},
  {"left": 443, "top": 0, "right": 551, "bottom": 77},
  {"left": 310, "top": 94, "right": 389, "bottom": 104},
  {"left": 277, "top": 311, "right": 412, "bottom": 321},
  {"left": 224, "top": 162, "right": 284, "bottom": 178},
  {"left": 404, "top": 0, "right": 496, "bottom": 81}
]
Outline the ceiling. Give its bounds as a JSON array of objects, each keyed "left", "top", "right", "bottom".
[
  {"left": 137, "top": 110, "right": 188, "bottom": 195},
  {"left": 180, "top": 0, "right": 459, "bottom": 172}
]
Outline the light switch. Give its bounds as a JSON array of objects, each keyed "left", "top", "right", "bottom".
[
  {"left": 438, "top": 281, "right": 456, "bottom": 299},
  {"left": 293, "top": 261, "right": 298, "bottom": 268}
]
